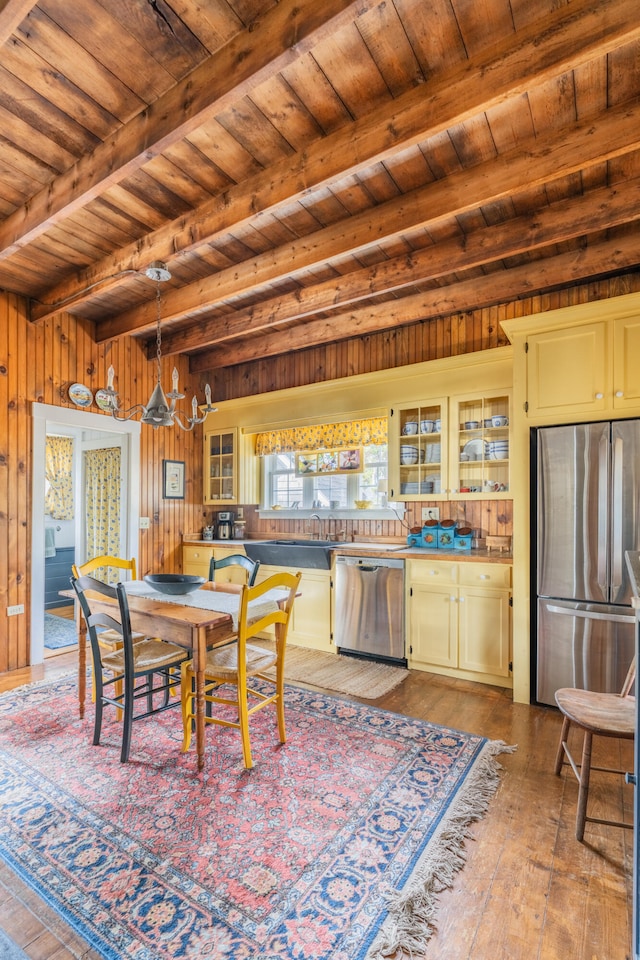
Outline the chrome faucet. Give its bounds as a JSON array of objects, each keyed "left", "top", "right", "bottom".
[{"left": 309, "top": 513, "right": 323, "bottom": 540}]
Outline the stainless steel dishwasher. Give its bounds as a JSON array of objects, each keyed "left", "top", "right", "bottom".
[{"left": 334, "top": 555, "right": 405, "bottom": 665}]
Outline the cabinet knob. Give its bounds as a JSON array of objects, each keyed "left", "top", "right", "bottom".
[
  {"left": 480, "top": 574, "right": 489, "bottom": 580},
  {"left": 429, "top": 570, "right": 438, "bottom": 576},
  {"left": 615, "top": 390, "right": 624, "bottom": 398},
  {"left": 194, "top": 551, "right": 200, "bottom": 558},
  {"left": 595, "top": 392, "right": 603, "bottom": 400}
]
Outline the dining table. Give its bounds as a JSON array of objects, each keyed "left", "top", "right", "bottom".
[{"left": 61, "top": 580, "right": 249, "bottom": 772}]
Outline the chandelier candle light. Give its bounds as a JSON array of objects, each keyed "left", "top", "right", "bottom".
[{"left": 103, "top": 262, "right": 216, "bottom": 431}]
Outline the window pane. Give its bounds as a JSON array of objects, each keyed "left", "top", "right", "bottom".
[
  {"left": 312, "top": 474, "right": 348, "bottom": 508},
  {"left": 262, "top": 441, "right": 389, "bottom": 508}
]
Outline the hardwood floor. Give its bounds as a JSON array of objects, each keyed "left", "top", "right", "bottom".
[{"left": 0, "top": 654, "right": 633, "bottom": 960}]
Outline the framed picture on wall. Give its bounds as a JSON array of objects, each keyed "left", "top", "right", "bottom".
[
  {"left": 163, "top": 460, "right": 185, "bottom": 499},
  {"left": 295, "top": 448, "right": 362, "bottom": 476}
]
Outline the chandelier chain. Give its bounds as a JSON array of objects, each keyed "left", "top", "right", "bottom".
[{"left": 155, "top": 283, "right": 163, "bottom": 383}]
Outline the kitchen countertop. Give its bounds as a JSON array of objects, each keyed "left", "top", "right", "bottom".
[{"left": 183, "top": 536, "right": 512, "bottom": 563}]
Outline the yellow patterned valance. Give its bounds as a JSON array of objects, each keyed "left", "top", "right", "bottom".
[{"left": 255, "top": 417, "right": 387, "bottom": 455}]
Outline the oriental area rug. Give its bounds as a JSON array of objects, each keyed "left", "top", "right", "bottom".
[{"left": 0, "top": 676, "right": 514, "bottom": 960}]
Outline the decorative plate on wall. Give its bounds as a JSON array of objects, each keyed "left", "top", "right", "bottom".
[
  {"left": 68, "top": 383, "right": 93, "bottom": 407},
  {"left": 94, "top": 388, "right": 113, "bottom": 412}
]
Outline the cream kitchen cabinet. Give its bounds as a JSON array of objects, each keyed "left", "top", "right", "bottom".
[
  {"left": 524, "top": 314, "right": 640, "bottom": 420},
  {"left": 389, "top": 391, "right": 511, "bottom": 500},
  {"left": 204, "top": 428, "right": 238, "bottom": 504},
  {"left": 388, "top": 399, "right": 447, "bottom": 500},
  {"left": 255, "top": 564, "right": 333, "bottom": 653},
  {"left": 407, "top": 559, "right": 511, "bottom": 686},
  {"left": 182, "top": 543, "right": 248, "bottom": 583},
  {"left": 449, "top": 392, "right": 511, "bottom": 498}
]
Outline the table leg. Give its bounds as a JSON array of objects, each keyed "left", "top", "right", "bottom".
[
  {"left": 75, "top": 602, "right": 87, "bottom": 719},
  {"left": 194, "top": 624, "right": 206, "bottom": 771}
]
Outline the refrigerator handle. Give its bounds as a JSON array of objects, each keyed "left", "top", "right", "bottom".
[
  {"left": 611, "top": 436, "right": 624, "bottom": 596},
  {"left": 546, "top": 603, "right": 635, "bottom": 625},
  {"left": 597, "top": 432, "right": 609, "bottom": 594}
]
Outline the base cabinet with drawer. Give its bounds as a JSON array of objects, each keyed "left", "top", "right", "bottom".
[
  {"left": 255, "top": 564, "right": 332, "bottom": 653},
  {"left": 407, "top": 559, "right": 512, "bottom": 686},
  {"left": 182, "top": 543, "right": 248, "bottom": 584}
]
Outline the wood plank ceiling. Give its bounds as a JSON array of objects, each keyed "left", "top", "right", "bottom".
[{"left": 1, "top": 0, "right": 639, "bottom": 375}]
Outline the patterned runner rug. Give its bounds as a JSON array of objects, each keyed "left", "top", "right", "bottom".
[{"left": 0, "top": 676, "right": 514, "bottom": 959}]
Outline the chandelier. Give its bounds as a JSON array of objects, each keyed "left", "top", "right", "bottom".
[{"left": 103, "top": 262, "right": 216, "bottom": 431}]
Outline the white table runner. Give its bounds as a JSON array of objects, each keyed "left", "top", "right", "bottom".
[{"left": 123, "top": 581, "right": 283, "bottom": 630}]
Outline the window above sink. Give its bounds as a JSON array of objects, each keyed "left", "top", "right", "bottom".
[{"left": 260, "top": 444, "right": 389, "bottom": 511}]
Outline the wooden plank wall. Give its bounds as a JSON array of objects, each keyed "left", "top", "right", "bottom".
[
  {"left": 2, "top": 272, "right": 640, "bottom": 671},
  {"left": 209, "top": 275, "right": 640, "bottom": 400},
  {"left": 0, "top": 293, "right": 206, "bottom": 673}
]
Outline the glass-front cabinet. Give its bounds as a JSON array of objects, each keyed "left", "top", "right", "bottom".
[
  {"left": 449, "top": 393, "right": 511, "bottom": 498},
  {"left": 204, "top": 428, "right": 238, "bottom": 504},
  {"left": 389, "top": 394, "right": 510, "bottom": 500},
  {"left": 388, "top": 400, "right": 446, "bottom": 500}
]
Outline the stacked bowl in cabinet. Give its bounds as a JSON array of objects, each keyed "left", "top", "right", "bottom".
[{"left": 487, "top": 439, "right": 509, "bottom": 460}]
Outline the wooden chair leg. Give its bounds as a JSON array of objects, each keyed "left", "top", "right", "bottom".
[
  {"left": 276, "top": 667, "right": 286, "bottom": 745},
  {"left": 180, "top": 661, "right": 194, "bottom": 753},
  {"left": 93, "top": 674, "right": 104, "bottom": 746},
  {"left": 237, "top": 674, "right": 253, "bottom": 769},
  {"left": 120, "top": 675, "right": 135, "bottom": 763},
  {"left": 554, "top": 716, "right": 571, "bottom": 775},
  {"left": 575, "top": 730, "right": 593, "bottom": 842}
]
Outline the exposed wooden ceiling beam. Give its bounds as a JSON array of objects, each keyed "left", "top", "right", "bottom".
[
  {"left": 189, "top": 233, "right": 640, "bottom": 370},
  {"left": 29, "top": 0, "right": 640, "bottom": 322},
  {"left": 0, "top": 0, "right": 371, "bottom": 261},
  {"left": 0, "top": 0, "right": 35, "bottom": 44},
  {"left": 98, "top": 98, "right": 640, "bottom": 340},
  {"left": 156, "top": 177, "right": 640, "bottom": 356}
]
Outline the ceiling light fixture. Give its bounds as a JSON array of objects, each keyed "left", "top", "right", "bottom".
[{"left": 103, "top": 261, "right": 216, "bottom": 431}]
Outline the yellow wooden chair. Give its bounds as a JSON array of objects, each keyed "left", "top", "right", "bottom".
[
  {"left": 71, "top": 555, "right": 145, "bottom": 709},
  {"left": 180, "top": 570, "right": 301, "bottom": 769}
]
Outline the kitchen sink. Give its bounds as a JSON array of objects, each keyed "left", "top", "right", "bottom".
[{"left": 244, "top": 539, "right": 348, "bottom": 569}]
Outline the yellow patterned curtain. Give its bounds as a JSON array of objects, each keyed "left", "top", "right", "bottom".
[
  {"left": 84, "top": 447, "right": 121, "bottom": 582},
  {"left": 44, "top": 436, "right": 75, "bottom": 519},
  {"left": 255, "top": 417, "right": 387, "bottom": 455}
]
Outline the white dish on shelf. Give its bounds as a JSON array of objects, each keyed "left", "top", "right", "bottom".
[
  {"left": 425, "top": 474, "right": 441, "bottom": 493},
  {"left": 462, "top": 438, "right": 486, "bottom": 461}
]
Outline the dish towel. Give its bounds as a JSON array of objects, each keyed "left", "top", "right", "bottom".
[{"left": 44, "top": 527, "right": 56, "bottom": 558}]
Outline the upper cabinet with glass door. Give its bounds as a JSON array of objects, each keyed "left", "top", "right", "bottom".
[
  {"left": 388, "top": 400, "right": 447, "bottom": 500},
  {"left": 449, "top": 393, "right": 511, "bottom": 498},
  {"left": 204, "top": 428, "right": 238, "bottom": 504}
]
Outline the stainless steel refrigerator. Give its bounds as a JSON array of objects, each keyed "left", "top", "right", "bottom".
[{"left": 535, "top": 421, "right": 639, "bottom": 706}]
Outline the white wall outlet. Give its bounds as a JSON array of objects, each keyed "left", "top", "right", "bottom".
[
  {"left": 7, "top": 604, "right": 24, "bottom": 616},
  {"left": 139, "top": 516, "right": 151, "bottom": 529},
  {"left": 422, "top": 507, "right": 439, "bottom": 522}
]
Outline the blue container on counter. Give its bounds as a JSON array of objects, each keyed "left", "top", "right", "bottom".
[
  {"left": 421, "top": 521, "right": 440, "bottom": 548},
  {"left": 454, "top": 528, "right": 472, "bottom": 549},
  {"left": 436, "top": 521, "right": 457, "bottom": 548}
]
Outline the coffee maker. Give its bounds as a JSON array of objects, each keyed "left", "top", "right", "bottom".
[{"left": 216, "top": 511, "right": 235, "bottom": 540}]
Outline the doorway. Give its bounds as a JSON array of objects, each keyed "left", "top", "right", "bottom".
[{"left": 31, "top": 403, "right": 141, "bottom": 665}]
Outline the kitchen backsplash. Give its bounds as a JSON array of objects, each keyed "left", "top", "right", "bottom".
[{"left": 239, "top": 500, "right": 513, "bottom": 542}]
